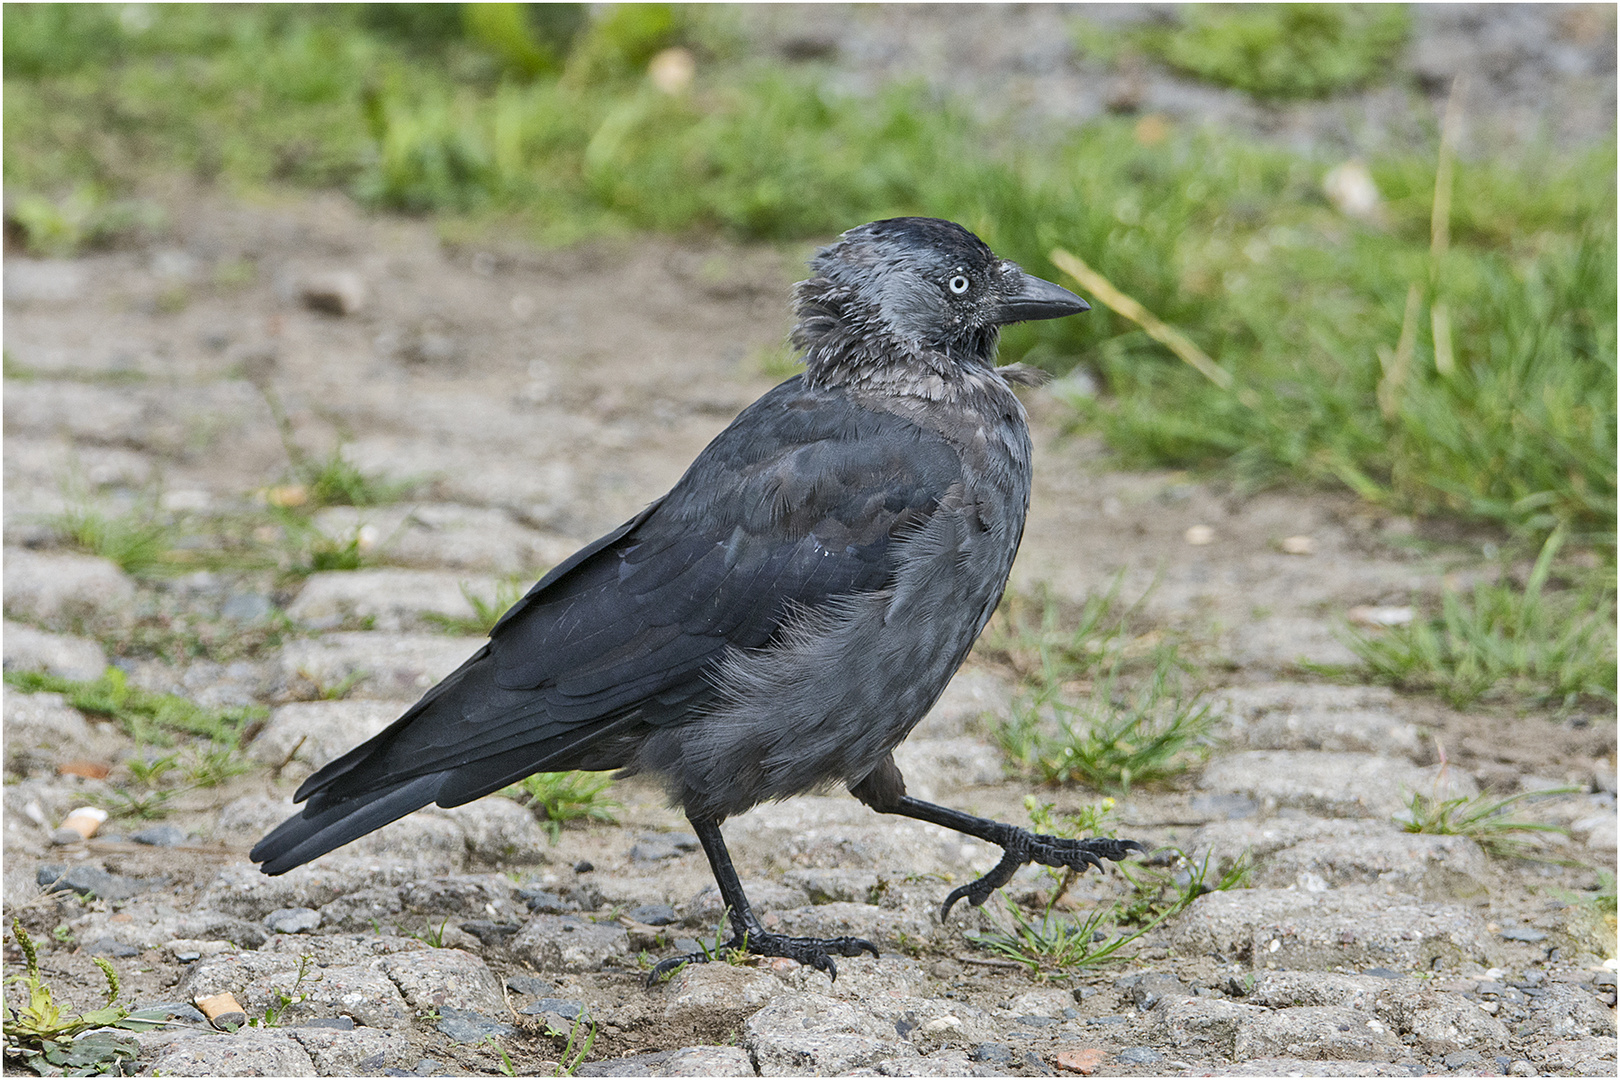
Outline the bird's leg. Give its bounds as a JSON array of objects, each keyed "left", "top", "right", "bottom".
[
  {"left": 646, "top": 817, "right": 878, "bottom": 987},
  {"left": 866, "top": 789, "right": 1143, "bottom": 920}
]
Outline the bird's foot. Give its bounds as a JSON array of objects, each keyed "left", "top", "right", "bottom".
[
  {"left": 646, "top": 930, "right": 879, "bottom": 987},
  {"left": 940, "top": 832, "right": 1145, "bottom": 919}
]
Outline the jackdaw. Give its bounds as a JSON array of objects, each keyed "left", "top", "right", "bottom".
[{"left": 252, "top": 217, "right": 1143, "bottom": 981}]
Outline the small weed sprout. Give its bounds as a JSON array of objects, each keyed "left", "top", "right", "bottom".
[
  {"left": 551, "top": 1012, "right": 598, "bottom": 1077},
  {"left": 503, "top": 772, "right": 620, "bottom": 842},
  {"left": 249, "top": 954, "right": 316, "bottom": 1028},
  {"left": 966, "top": 803, "right": 1245, "bottom": 975},
  {"left": 1395, "top": 786, "right": 1576, "bottom": 860},
  {"left": 3, "top": 920, "right": 142, "bottom": 1074},
  {"left": 486, "top": 1034, "right": 517, "bottom": 1077}
]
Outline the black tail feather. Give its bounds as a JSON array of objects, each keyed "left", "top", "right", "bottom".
[{"left": 250, "top": 773, "right": 444, "bottom": 875}]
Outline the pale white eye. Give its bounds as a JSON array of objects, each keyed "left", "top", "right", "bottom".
[{"left": 948, "top": 274, "right": 970, "bottom": 295}]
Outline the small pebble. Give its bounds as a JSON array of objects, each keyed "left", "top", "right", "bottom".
[
  {"left": 130, "top": 825, "right": 188, "bottom": 847},
  {"left": 1184, "top": 524, "right": 1215, "bottom": 545},
  {"left": 627, "top": 903, "right": 679, "bottom": 926},
  {"left": 970, "top": 1043, "right": 1014, "bottom": 1064},
  {"left": 264, "top": 907, "right": 321, "bottom": 934},
  {"left": 574, "top": 861, "right": 594, "bottom": 874},
  {"left": 1117, "top": 1047, "right": 1163, "bottom": 1065},
  {"left": 506, "top": 975, "right": 555, "bottom": 997},
  {"left": 1055, "top": 1048, "right": 1103, "bottom": 1075},
  {"left": 1508, "top": 1063, "right": 1537, "bottom": 1077}
]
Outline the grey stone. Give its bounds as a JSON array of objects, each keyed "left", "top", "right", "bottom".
[
  {"left": 4, "top": 690, "right": 126, "bottom": 772},
  {"left": 506, "top": 975, "right": 555, "bottom": 996},
  {"left": 459, "top": 919, "right": 522, "bottom": 946},
  {"left": 522, "top": 888, "right": 580, "bottom": 914},
  {"left": 2, "top": 548, "right": 135, "bottom": 627},
  {"left": 293, "top": 1017, "right": 354, "bottom": 1030},
  {"left": 277, "top": 631, "right": 484, "bottom": 700},
  {"left": 265, "top": 907, "right": 321, "bottom": 934},
  {"left": 1, "top": 620, "right": 108, "bottom": 681},
  {"left": 221, "top": 592, "right": 274, "bottom": 622},
  {"left": 315, "top": 887, "right": 404, "bottom": 931},
  {"left": 37, "top": 864, "right": 148, "bottom": 901},
  {"left": 5, "top": 259, "right": 88, "bottom": 304},
  {"left": 257, "top": 932, "right": 427, "bottom": 965},
  {"left": 1152, "top": 996, "right": 1270, "bottom": 1056},
  {"left": 724, "top": 796, "right": 1000, "bottom": 881},
  {"left": 630, "top": 832, "right": 700, "bottom": 862},
  {"left": 1254, "top": 830, "right": 1491, "bottom": 902},
  {"left": 397, "top": 874, "right": 524, "bottom": 919},
  {"left": 1200, "top": 751, "right": 1479, "bottom": 818},
  {"left": 518, "top": 997, "right": 586, "bottom": 1019},
  {"left": 1117, "top": 971, "right": 1187, "bottom": 1010},
  {"left": 1211, "top": 683, "right": 1419, "bottom": 758},
  {"left": 1190, "top": 793, "right": 1259, "bottom": 820},
  {"left": 1232, "top": 1005, "right": 1401, "bottom": 1061},
  {"left": 437, "top": 797, "right": 549, "bottom": 865},
  {"left": 1521, "top": 984, "right": 1617, "bottom": 1039},
  {"left": 289, "top": 1026, "right": 412, "bottom": 1074},
  {"left": 1118, "top": 1046, "right": 1162, "bottom": 1064},
  {"left": 745, "top": 992, "right": 918, "bottom": 1075},
  {"left": 144, "top": 1029, "right": 317, "bottom": 1076},
  {"left": 1222, "top": 615, "right": 1359, "bottom": 670},
  {"left": 248, "top": 699, "right": 409, "bottom": 771},
  {"left": 765, "top": 901, "right": 933, "bottom": 947},
  {"left": 970, "top": 1043, "right": 1013, "bottom": 1064},
  {"left": 310, "top": 504, "right": 575, "bottom": 575},
  {"left": 657, "top": 1046, "right": 756, "bottom": 1077},
  {"left": 1247, "top": 971, "right": 1396, "bottom": 1011},
  {"left": 781, "top": 868, "right": 882, "bottom": 905},
  {"left": 87, "top": 936, "right": 141, "bottom": 957},
  {"left": 574, "top": 1050, "right": 669, "bottom": 1077},
  {"left": 1170, "top": 887, "right": 1495, "bottom": 971},
  {"left": 1442, "top": 1049, "right": 1483, "bottom": 1068},
  {"left": 198, "top": 860, "right": 427, "bottom": 922},
  {"left": 434, "top": 1005, "right": 513, "bottom": 1043},
  {"left": 1539, "top": 1038, "right": 1617, "bottom": 1076},
  {"left": 629, "top": 903, "right": 679, "bottom": 926},
  {"left": 286, "top": 569, "right": 494, "bottom": 632},
  {"left": 131, "top": 824, "right": 189, "bottom": 847},
  {"left": 379, "top": 947, "right": 507, "bottom": 1017},
  {"left": 661, "top": 963, "right": 786, "bottom": 1022},
  {"left": 1500, "top": 926, "right": 1548, "bottom": 942},
  {"left": 1006, "top": 988, "right": 1077, "bottom": 1017},
  {"left": 510, "top": 914, "right": 631, "bottom": 973}
]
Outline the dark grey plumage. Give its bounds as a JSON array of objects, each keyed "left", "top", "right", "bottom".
[{"left": 253, "top": 217, "right": 1140, "bottom": 980}]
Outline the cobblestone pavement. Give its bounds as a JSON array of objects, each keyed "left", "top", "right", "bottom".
[{"left": 3, "top": 8, "right": 1616, "bottom": 1071}]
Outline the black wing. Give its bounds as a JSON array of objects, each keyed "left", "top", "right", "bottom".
[{"left": 253, "top": 378, "right": 961, "bottom": 872}]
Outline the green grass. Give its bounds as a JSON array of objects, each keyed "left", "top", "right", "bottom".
[
  {"left": 424, "top": 578, "right": 530, "bottom": 637},
  {"left": 1394, "top": 786, "right": 1577, "bottom": 861},
  {"left": 3, "top": 667, "right": 264, "bottom": 746},
  {"left": 4, "top": 3, "right": 1614, "bottom": 553},
  {"left": 502, "top": 771, "right": 620, "bottom": 843},
  {"left": 48, "top": 502, "right": 176, "bottom": 576},
  {"left": 985, "top": 584, "right": 1215, "bottom": 793},
  {"left": 1125, "top": 5, "right": 1413, "bottom": 101},
  {"left": 1347, "top": 527, "right": 1617, "bottom": 708},
  {"left": 967, "top": 800, "right": 1247, "bottom": 975}
]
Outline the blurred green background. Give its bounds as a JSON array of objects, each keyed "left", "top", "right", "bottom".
[{"left": 5, "top": 2, "right": 1615, "bottom": 555}]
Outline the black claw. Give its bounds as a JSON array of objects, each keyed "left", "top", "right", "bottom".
[
  {"left": 939, "top": 832, "right": 1143, "bottom": 922},
  {"left": 645, "top": 931, "right": 878, "bottom": 989}
]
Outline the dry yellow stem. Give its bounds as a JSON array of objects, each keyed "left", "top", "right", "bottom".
[{"left": 1049, "top": 248, "right": 1231, "bottom": 390}]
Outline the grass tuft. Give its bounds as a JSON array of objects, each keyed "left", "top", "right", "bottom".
[
  {"left": 502, "top": 771, "right": 620, "bottom": 843},
  {"left": 1347, "top": 528, "right": 1617, "bottom": 708},
  {"left": 1395, "top": 786, "right": 1577, "bottom": 861},
  {"left": 3, "top": 667, "right": 264, "bottom": 746}
]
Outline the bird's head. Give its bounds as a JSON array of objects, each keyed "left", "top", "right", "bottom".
[{"left": 791, "top": 218, "right": 1088, "bottom": 390}]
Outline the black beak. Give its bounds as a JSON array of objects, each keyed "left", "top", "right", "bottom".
[{"left": 996, "top": 272, "right": 1090, "bottom": 324}]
